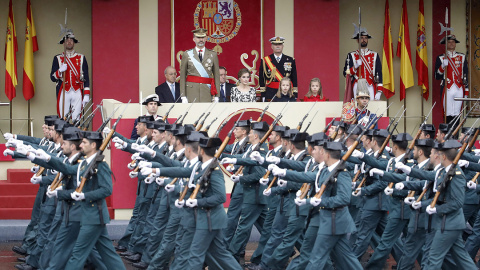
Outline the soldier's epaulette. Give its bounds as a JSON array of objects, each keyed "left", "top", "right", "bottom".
[
  {"left": 381, "top": 155, "right": 387, "bottom": 159},
  {"left": 407, "top": 159, "right": 414, "bottom": 163},
  {"left": 214, "top": 167, "right": 219, "bottom": 170},
  {"left": 260, "top": 148, "right": 265, "bottom": 151}
]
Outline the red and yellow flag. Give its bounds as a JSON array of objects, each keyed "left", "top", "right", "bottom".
[
  {"left": 23, "top": 0, "right": 38, "bottom": 101},
  {"left": 382, "top": 0, "right": 395, "bottom": 99},
  {"left": 396, "top": 0, "right": 414, "bottom": 101},
  {"left": 416, "top": 0, "right": 429, "bottom": 100},
  {"left": 4, "top": 0, "right": 18, "bottom": 101}
]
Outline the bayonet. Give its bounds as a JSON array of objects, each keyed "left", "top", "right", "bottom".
[{"left": 303, "top": 109, "right": 320, "bottom": 133}]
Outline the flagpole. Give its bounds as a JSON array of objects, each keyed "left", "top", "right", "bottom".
[
  {"left": 444, "top": 7, "right": 448, "bottom": 123},
  {"left": 404, "top": 97, "right": 407, "bottom": 133},
  {"left": 28, "top": 100, "right": 31, "bottom": 136},
  {"left": 9, "top": 101, "right": 13, "bottom": 133}
]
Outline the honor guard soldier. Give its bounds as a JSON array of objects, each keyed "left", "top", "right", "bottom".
[
  {"left": 355, "top": 80, "right": 377, "bottom": 128},
  {"left": 259, "top": 37, "right": 298, "bottom": 101},
  {"left": 435, "top": 35, "right": 469, "bottom": 124},
  {"left": 343, "top": 27, "right": 383, "bottom": 100},
  {"left": 50, "top": 30, "right": 90, "bottom": 119},
  {"left": 131, "top": 94, "right": 163, "bottom": 140},
  {"left": 180, "top": 28, "right": 220, "bottom": 103}
]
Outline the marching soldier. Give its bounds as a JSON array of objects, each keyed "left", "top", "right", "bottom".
[
  {"left": 434, "top": 35, "right": 469, "bottom": 124},
  {"left": 259, "top": 37, "right": 298, "bottom": 101},
  {"left": 50, "top": 30, "right": 90, "bottom": 119},
  {"left": 131, "top": 94, "right": 163, "bottom": 140},
  {"left": 343, "top": 27, "right": 383, "bottom": 100},
  {"left": 180, "top": 28, "right": 220, "bottom": 103}
]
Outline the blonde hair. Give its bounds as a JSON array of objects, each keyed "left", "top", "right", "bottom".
[
  {"left": 276, "top": 77, "right": 293, "bottom": 98},
  {"left": 306, "top": 78, "right": 323, "bottom": 98}
]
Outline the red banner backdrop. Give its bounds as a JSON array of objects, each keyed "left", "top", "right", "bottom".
[{"left": 173, "top": 0, "right": 262, "bottom": 86}]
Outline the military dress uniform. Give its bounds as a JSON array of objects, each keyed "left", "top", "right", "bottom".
[{"left": 259, "top": 37, "right": 298, "bottom": 101}]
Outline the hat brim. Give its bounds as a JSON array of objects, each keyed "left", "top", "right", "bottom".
[
  {"left": 59, "top": 38, "right": 79, "bottom": 44},
  {"left": 142, "top": 101, "right": 162, "bottom": 106},
  {"left": 352, "top": 35, "right": 372, "bottom": 39},
  {"left": 270, "top": 41, "right": 284, "bottom": 45}
]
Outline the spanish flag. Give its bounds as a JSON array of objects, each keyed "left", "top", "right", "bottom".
[
  {"left": 382, "top": 0, "right": 395, "bottom": 99},
  {"left": 4, "top": 0, "right": 17, "bottom": 101},
  {"left": 416, "top": 0, "right": 429, "bottom": 100},
  {"left": 397, "top": 0, "right": 414, "bottom": 101},
  {"left": 23, "top": 0, "right": 38, "bottom": 101}
]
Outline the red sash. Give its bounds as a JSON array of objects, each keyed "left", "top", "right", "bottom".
[{"left": 186, "top": 75, "right": 217, "bottom": 96}]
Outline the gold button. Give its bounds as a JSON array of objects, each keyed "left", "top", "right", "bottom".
[{"left": 92, "top": 204, "right": 94, "bottom": 207}]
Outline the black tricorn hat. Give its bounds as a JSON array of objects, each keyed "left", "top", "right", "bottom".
[
  {"left": 186, "top": 131, "right": 208, "bottom": 143},
  {"left": 199, "top": 137, "right": 222, "bottom": 148},
  {"left": 138, "top": 115, "right": 155, "bottom": 123},
  {"left": 237, "top": 120, "right": 251, "bottom": 128},
  {"left": 332, "top": 121, "right": 348, "bottom": 129},
  {"left": 290, "top": 132, "right": 308, "bottom": 142},
  {"left": 62, "top": 127, "right": 82, "bottom": 141},
  {"left": 438, "top": 123, "right": 451, "bottom": 133},
  {"left": 82, "top": 131, "right": 103, "bottom": 140},
  {"left": 315, "top": 139, "right": 328, "bottom": 147},
  {"left": 44, "top": 115, "right": 60, "bottom": 121},
  {"left": 174, "top": 125, "right": 195, "bottom": 136},
  {"left": 415, "top": 138, "right": 435, "bottom": 147},
  {"left": 59, "top": 31, "right": 79, "bottom": 44},
  {"left": 146, "top": 121, "right": 156, "bottom": 129},
  {"left": 153, "top": 121, "right": 165, "bottom": 130},
  {"left": 54, "top": 119, "right": 70, "bottom": 132},
  {"left": 45, "top": 118, "right": 57, "bottom": 127},
  {"left": 273, "top": 125, "right": 289, "bottom": 136},
  {"left": 439, "top": 34, "right": 460, "bottom": 44},
  {"left": 324, "top": 141, "right": 347, "bottom": 151},
  {"left": 373, "top": 129, "right": 389, "bottom": 138},
  {"left": 307, "top": 132, "right": 329, "bottom": 144},
  {"left": 251, "top": 121, "right": 269, "bottom": 132},
  {"left": 347, "top": 125, "right": 365, "bottom": 136},
  {"left": 437, "top": 139, "right": 462, "bottom": 150},
  {"left": 421, "top": 124, "right": 436, "bottom": 132},
  {"left": 282, "top": 129, "right": 298, "bottom": 139},
  {"left": 391, "top": 133, "right": 413, "bottom": 142},
  {"left": 365, "top": 129, "right": 376, "bottom": 137}
]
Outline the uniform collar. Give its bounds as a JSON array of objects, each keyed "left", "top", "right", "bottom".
[
  {"left": 175, "top": 147, "right": 185, "bottom": 157},
  {"left": 327, "top": 160, "right": 341, "bottom": 172},
  {"left": 85, "top": 152, "right": 97, "bottom": 165},
  {"left": 68, "top": 152, "right": 80, "bottom": 163},
  {"left": 188, "top": 156, "right": 199, "bottom": 167},
  {"left": 394, "top": 153, "right": 405, "bottom": 163},
  {"left": 274, "top": 145, "right": 282, "bottom": 152},
  {"left": 293, "top": 149, "right": 306, "bottom": 160},
  {"left": 418, "top": 158, "right": 429, "bottom": 169},
  {"left": 201, "top": 158, "right": 214, "bottom": 170}
]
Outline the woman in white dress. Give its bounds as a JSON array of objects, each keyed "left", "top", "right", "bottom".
[{"left": 230, "top": 68, "right": 256, "bottom": 102}]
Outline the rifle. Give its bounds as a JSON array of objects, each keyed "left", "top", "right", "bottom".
[
  {"left": 204, "top": 117, "right": 218, "bottom": 133},
  {"left": 466, "top": 127, "right": 480, "bottom": 153},
  {"left": 78, "top": 104, "right": 99, "bottom": 128},
  {"left": 297, "top": 101, "right": 317, "bottom": 130},
  {"left": 387, "top": 103, "right": 436, "bottom": 190},
  {"left": 193, "top": 102, "right": 215, "bottom": 128},
  {"left": 257, "top": 96, "right": 275, "bottom": 122},
  {"left": 429, "top": 117, "right": 480, "bottom": 210},
  {"left": 76, "top": 100, "right": 131, "bottom": 193},
  {"left": 353, "top": 109, "right": 405, "bottom": 193},
  {"left": 314, "top": 115, "right": 381, "bottom": 199},
  {"left": 196, "top": 103, "right": 216, "bottom": 131},
  {"left": 74, "top": 102, "right": 95, "bottom": 127},
  {"left": 323, "top": 117, "right": 336, "bottom": 133},
  {"left": 50, "top": 152, "right": 83, "bottom": 190},
  {"left": 444, "top": 102, "right": 477, "bottom": 140},
  {"left": 96, "top": 104, "right": 121, "bottom": 133},
  {"left": 176, "top": 98, "right": 196, "bottom": 125},
  {"left": 329, "top": 116, "right": 345, "bottom": 140},
  {"left": 162, "top": 95, "right": 182, "bottom": 122},
  {"left": 303, "top": 109, "right": 320, "bottom": 133},
  {"left": 81, "top": 105, "right": 102, "bottom": 131},
  {"left": 178, "top": 109, "right": 247, "bottom": 203}
]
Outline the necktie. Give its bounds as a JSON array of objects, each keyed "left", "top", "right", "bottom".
[
  {"left": 220, "top": 84, "right": 226, "bottom": 102},
  {"left": 170, "top": 84, "right": 175, "bottom": 99},
  {"left": 276, "top": 56, "right": 280, "bottom": 62},
  {"left": 198, "top": 50, "right": 203, "bottom": 62}
]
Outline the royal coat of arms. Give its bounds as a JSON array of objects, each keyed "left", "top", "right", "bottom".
[{"left": 194, "top": 0, "right": 242, "bottom": 54}]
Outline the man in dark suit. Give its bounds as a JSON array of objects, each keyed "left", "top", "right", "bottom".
[
  {"left": 155, "top": 66, "right": 180, "bottom": 103},
  {"left": 219, "top": 66, "right": 235, "bottom": 102}
]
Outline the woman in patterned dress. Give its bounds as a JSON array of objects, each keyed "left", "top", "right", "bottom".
[{"left": 230, "top": 68, "right": 256, "bottom": 102}]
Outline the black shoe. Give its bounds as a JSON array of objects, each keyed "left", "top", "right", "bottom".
[
  {"left": 12, "top": 246, "right": 28, "bottom": 256},
  {"left": 15, "top": 264, "right": 37, "bottom": 270},
  {"left": 120, "top": 250, "right": 135, "bottom": 257},
  {"left": 132, "top": 261, "right": 149, "bottom": 269},
  {"left": 125, "top": 253, "right": 142, "bottom": 263},
  {"left": 17, "top": 257, "right": 26, "bottom": 262},
  {"left": 115, "top": 245, "right": 127, "bottom": 252}
]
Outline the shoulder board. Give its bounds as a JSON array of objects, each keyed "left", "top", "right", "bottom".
[
  {"left": 260, "top": 148, "right": 265, "bottom": 151},
  {"left": 407, "top": 159, "right": 414, "bottom": 163},
  {"left": 214, "top": 167, "right": 219, "bottom": 170},
  {"left": 455, "top": 171, "right": 462, "bottom": 175},
  {"left": 344, "top": 169, "right": 348, "bottom": 172},
  {"left": 381, "top": 155, "right": 387, "bottom": 159}
]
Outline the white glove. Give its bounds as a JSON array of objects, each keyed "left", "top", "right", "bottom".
[
  {"left": 115, "top": 142, "right": 126, "bottom": 150},
  {"left": 30, "top": 175, "right": 42, "bottom": 184},
  {"left": 263, "top": 188, "right": 272, "bottom": 196},
  {"left": 351, "top": 181, "right": 357, "bottom": 190},
  {"left": 458, "top": 160, "right": 469, "bottom": 168},
  {"left": 186, "top": 198, "right": 198, "bottom": 208},
  {"left": 138, "top": 161, "right": 152, "bottom": 169},
  {"left": 369, "top": 168, "right": 384, "bottom": 177},
  {"left": 3, "top": 149, "right": 14, "bottom": 157},
  {"left": 296, "top": 190, "right": 302, "bottom": 197},
  {"left": 71, "top": 191, "right": 85, "bottom": 201},
  {"left": 46, "top": 185, "right": 62, "bottom": 198},
  {"left": 30, "top": 165, "right": 39, "bottom": 173},
  {"left": 175, "top": 199, "right": 184, "bottom": 208},
  {"left": 59, "top": 63, "right": 68, "bottom": 72},
  {"left": 139, "top": 146, "right": 155, "bottom": 156},
  {"left": 16, "top": 146, "right": 28, "bottom": 156},
  {"left": 473, "top": 149, "right": 480, "bottom": 156},
  {"left": 226, "top": 164, "right": 235, "bottom": 172},
  {"left": 250, "top": 151, "right": 265, "bottom": 164},
  {"left": 374, "top": 92, "right": 382, "bottom": 101},
  {"left": 35, "top": 149, "right": 51, "bottom": 161},
  {"left": 131, "top": 152, "right": 141, "bottom": 161},
  {"left": 384, "top": 187, "right": 394, "bottom": 195},
  {"left": 141, "top": 167, "right": 153, "bottom": 176},
  {"left": 102, "top": 127, "right": 111, "bottom": 135},
  {"left": 442, "top": 59, "right": 448, "bottom": 68},
  {"left": 113, "top": 138, "right": 127, "bottom": 150},
  {"left": 231, "top": 174, "right": 240, "bottom": 183},
  {"left": 310, "top": 197, "right": 322, "bottom": 207},
  {"left": 82, "top": 95, "right": 90, "bottom": 107},
  {"left": 353, "top": 188, "right": 362, "bottom": 196},
  {"left": 129, "top": 171, "right": 138, "bottom": 178},
  {"left": 112, "top": 136, "right": 124, "bottom": 144},
  {"left": 467, "top": 181, "right": 477, "bottom": 190},
  {"left": 181, "top": 97, "right": 188, "bottom": 104},
  {"left": 395, "top": 182, "right": 405, "bottom": 190},
  {"left": 6, "top": 138, "right": 22, "bottom": 148},
  {"left": 156, "top": 177, "right": 165, "bottom": 186},
  {"left": 272, "top": 167, "right": 286, "bottom": 178},
  {"left": 188, "top": 182, "right": 196, "bottom": 189},
  {"left": 259, "top": 177, "right": 269, "bottom": 186},
  {"left": 165, "top": 184, "right": 175, "bottom": 192},
  {"left": 266, "top": 156, "right": 281, "bottom": 165},
  {"left": 278, "top": 179, "right": 287, "bottom": 187},
  {"left": 426, "top": 205, "right": 437, "bottom": 215},
  {"left": 395, "top": 162, "right": 411, "bottom": 175},
  {"left": 127, "top": 162, "right": 136, "bottom": 170},
  {"left": 385, "top": 146, "right": 392, "bottom": 153},
  {"left": 213, "top": 97, "right": 219, "bottom": 103},
  {"left": 354, "top": 59, "right": 362, "bottom": 69},
  {"left": 144, "top": 174, "right": 155, "bottom": 184},
  {"left": 404, "top": 196, "right": 415, "bottom": 205},
  {"left": 295, "top": 198, "right": 306, "bottom": 206},
  {"left": 3, "top": 132, "right": 14, "bottom": 141},
  {"left": 221, "top": 158, "right": 237, "bottom": 165},
  {"left": 412, "top": 201, "right": 422, "bottom": 210},
  {"left": 351, "top": 150, "right": 364, "bottom": 159}
]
